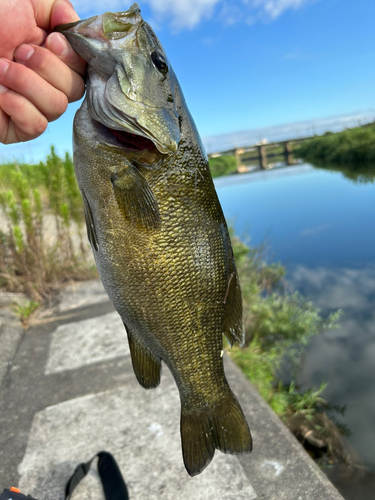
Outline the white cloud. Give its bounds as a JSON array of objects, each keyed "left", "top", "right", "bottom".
[
  {"left": 74, "top": 0, "right": 221, "bottom": 31},
  {"left": 288, "top": 264, "right": 375, "bottom": 311},
  {"left": 251, "top": 0, "right": 312, "bottom": 20},
  {"left": 74, "top": 0, "right": 315, "bottom": 30},
  {"left": 144, "top": 0, "right": 220, "bottom": 30},
  {"left": 220, "top": 3, "right": 244, "bottom": 25}
]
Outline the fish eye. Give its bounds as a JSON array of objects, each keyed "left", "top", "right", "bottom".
[{"left": 151, "top": 51, "right": 168, "bottom": 76}]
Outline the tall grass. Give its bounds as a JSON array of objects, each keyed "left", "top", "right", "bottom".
[{"left": 0, "top": 146, "right": 95, "bottom": 301}]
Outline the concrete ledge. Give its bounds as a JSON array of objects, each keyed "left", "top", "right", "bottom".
[
  {"left": 0, "top": 280, "right": 343, "bottom": 499},
  {"left": 0, "top": 306, "right": 24, "bottom": 388},
  {"left": 224, "top": 355, "right": 344, "bottom": 499}
]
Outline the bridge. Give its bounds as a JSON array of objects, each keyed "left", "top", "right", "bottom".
[{"left": 207, "top": 136, "right": 314, "bottom": 171}]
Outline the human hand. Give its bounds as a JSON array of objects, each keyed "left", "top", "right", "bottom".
[{"left": 0, "top": 0, "right": 86, "bottom": 144}]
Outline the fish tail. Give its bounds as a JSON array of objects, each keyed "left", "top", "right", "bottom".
[{"left": 180, "top": 391, "right": 252, "bottom": 476}]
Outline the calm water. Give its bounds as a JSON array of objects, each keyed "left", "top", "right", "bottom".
[{"left": 215, "top": 165, "right": 375, "bottom": 475}]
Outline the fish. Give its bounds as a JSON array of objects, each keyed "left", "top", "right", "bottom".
[{"left": 56, "top": 3, "right": 252, "bottom": 476}]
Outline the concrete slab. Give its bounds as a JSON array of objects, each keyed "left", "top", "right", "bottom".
[
  {"left": 18, "top": 382, "right": 257, "bottom": 500},
  {"left": 0, "top": 300, "right": 24, "bottom": 388},
  {"left": 56, "top": 280, "right": 109, "bottom": 312},
  {"left": 45, "top": 312, "right": 129, "bottom": 374},
  {"left": 0, "top": 279, "right": 344, "bottom": 500},
  {"left": 0, "top": 321, "right": 24, "bottom": 388}
]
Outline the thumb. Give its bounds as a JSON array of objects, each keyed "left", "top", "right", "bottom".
[
  {"left": 50, "top": 0, "right": 80, "bottom": 29},
  {"left": 36, "top": 0, "right": 80, "bottom": 31}
]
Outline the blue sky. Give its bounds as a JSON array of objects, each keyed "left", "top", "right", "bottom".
[{"left": 1, "top": 0, "right": 374, "bottom": 161}]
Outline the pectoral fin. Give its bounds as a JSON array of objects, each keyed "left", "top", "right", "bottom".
[
  {"left": 125, "top": 323, "right": 161, "bottom": 389},
  {"left": 82, "top": 190, "right": 98, "bottom": 251},
  {"left": 111, "top": 166, "right": 161, "bottom": 230}
]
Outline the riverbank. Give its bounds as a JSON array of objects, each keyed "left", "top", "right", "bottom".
[
  {"left": 208, "top": 123, "right": 375, "bottom": 179},
  {"left": 214, "top": 163, "right": 375, "bottom": 499},
  {"left": 297, "top": 123, "right": 375, "bottom": 165}
]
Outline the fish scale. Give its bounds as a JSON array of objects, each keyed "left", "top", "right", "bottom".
[{"left": 56, "top": 3, "right": 252, "bottom": 476}]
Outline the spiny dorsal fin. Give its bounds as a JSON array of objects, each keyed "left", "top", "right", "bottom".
[
  {"left": 125, "top": 322, "right": 161, "bottom": 389},
  {"left": 82, "top": 190, "right": 98, "bottom": 251},
  {"left": 111, "top": 165, "right": 161, "bottom": 230}
]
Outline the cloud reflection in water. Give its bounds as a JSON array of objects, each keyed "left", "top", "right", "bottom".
[{"left": 288, "top": 264, "right": 375, "bottom": 469}]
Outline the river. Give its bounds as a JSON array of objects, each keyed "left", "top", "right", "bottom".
[{"left": 215, "top": 163, "right": 375, "bottom": 499}]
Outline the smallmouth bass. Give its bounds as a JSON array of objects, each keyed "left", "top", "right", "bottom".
[{"left": 56, "top": 3, "right": 252, "bottom": 476}]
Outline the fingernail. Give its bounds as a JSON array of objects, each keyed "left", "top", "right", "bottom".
[
  {"left": 0, "top": 83, "right": 8, "bottom": 94},
  {"left": 47, "top": 32, "right": 69, "bottom": 57},
  {"left": 14, "top": 44, "right": 35, "bottom": 62},
  {"left": 0, "top": 59, "right": 10, "bottom": 76}
]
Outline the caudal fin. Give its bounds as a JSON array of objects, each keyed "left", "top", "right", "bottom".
[{"left": 180, "top": 392, "right": 252, "bottom": 476}]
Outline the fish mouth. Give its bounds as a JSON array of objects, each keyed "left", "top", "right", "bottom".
[
  {"left": 108, "top": 128, "right": 156, "bottom": 151},
  {"left": 88, "top": 116, "right": 162, "bottom": 165},
  {"left": 55, "top": 6, "right": 180, "bottom": 156}
]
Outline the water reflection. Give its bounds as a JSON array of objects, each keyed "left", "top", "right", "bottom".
[
  {"left": 290, "top": 264, "right": 375, "bottom": 465},
  {"left": 312, "top": 161, "right": 375, "bottom": 185},
  {"left": 215, "top": 164, "right": 375, "bottom": 495}
]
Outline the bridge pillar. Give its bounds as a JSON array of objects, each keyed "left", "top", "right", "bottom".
[
  {"left": 283, "top": 141, "right": 293, "bottom": 165},
  {"left": 234, "top": 148, "right": 247, "bottom": 172},
  {"left": 258, "top": 145, "right": 267, "bottom": 169}
]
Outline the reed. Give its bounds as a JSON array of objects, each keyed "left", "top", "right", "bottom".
[{"left": 0, "top": 146, "right": 96, "bottom": 301}]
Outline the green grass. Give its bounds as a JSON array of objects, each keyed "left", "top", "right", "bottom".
[
  {"left": 297, "top": 123, "right": 375, "bottom": 166},
  {"left": 208, "top": 155, "right": 238, "bottom": 177},
  {"left": 12, "top": 299, "right": 40, "bottom": 327}
]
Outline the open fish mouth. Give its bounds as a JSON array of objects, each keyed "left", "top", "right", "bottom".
[
  {"left": 55, "top": 4, "right": 180, "bottom": 155},
  {"left": 109, "top": 129, "right": 156, "bottom": 151}
]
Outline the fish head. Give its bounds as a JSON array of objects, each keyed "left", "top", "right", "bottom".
[{"left": 56, "top": 3, "right": 180, "bottom": 155}]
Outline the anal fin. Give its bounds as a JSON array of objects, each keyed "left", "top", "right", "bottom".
[{"left": 125, "top": 323, "right": 161, "bottom": 389}]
